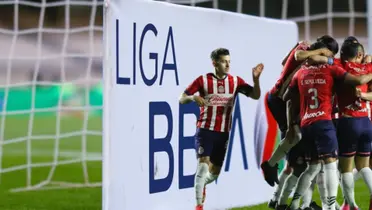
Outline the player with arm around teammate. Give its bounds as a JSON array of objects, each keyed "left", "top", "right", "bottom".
[
  {"left": 261, "top": 37, "right": 335, "bottom": 191},
  {"left": 335, "top": 42, "right": 372, "bottom": 210},
  {"left": 274, "top": 40, "right": 340, "bottom": 210},
  {"left": 179, "top": 48, "right": 263, "bottom": 210},
  {"left": 283, "top": 44, "right": 372, "bottom": 210}
]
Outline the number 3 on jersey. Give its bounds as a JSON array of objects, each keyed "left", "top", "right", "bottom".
[{"left": 308, "top": 88, "right": 319, "bottom": 109}]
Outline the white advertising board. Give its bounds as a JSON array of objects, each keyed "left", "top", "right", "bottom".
[{"left": 103, "top": 1, "right": 298, "bottom": 209}]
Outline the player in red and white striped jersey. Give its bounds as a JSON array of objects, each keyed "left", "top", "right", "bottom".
[{"left": 179, "top": 48, "right": 263, "bottom": 210}]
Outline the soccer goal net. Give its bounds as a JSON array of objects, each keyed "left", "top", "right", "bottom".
[{"left": 0, "top": 0, "right": 103, "bottom": 192}]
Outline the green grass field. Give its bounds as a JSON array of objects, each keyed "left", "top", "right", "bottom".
[
  {"left": 0, "top": 116, "right": 370, "bottom": 210},
  {"left": 0, "top": 116, "right": 102, "bottom": 210}
]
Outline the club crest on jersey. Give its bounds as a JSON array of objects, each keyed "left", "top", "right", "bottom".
[{"left": 218, "top": 85, "right": 225, "bottom": 93}]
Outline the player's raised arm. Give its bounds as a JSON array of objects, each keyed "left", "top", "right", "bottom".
[
  {"left": 307, "top": 55, "right": 334, "bottom": 65},
  {"left": 295, "top": 47, "right": 333, "bottom": 61},
  {"left": 237, "top": 63, "right": 263, "bottom": 100},
  {"left": 250, "top": 63, "right": 263, "bottom": 99},
  {"left": 282, "top": 42, "right": 300, "bottom": 65}
]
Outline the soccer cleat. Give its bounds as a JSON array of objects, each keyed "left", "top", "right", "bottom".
[
  {"left": 268, "top": 199, "right": 277, "bottom": 209},
  {"left": 275, "top": 204, "right": 288, "bottom": 210},
  {"left": 340, "top": 202, "right": 350, "bottom": 210},
  {"left": 195, "top": 205, "right": 203, "bottom": 210},
  {"left": 261, "top": 161, "right": 279, "bottom": 187},
  {"left": 202, "top": 186, "right": 206, "bottom": 204},
  {"left": 302, "top": 208, "right": 312, "bottom": 210},
  {"left": 310, "top": 201, "right": 322, "bottom": 210}
]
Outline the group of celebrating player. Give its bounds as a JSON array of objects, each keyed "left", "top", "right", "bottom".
[
  {"left": 261, "top": 35, "right": 372, "bottom": 210},
  {"left": 180, "top": 34, "right": 372, "bottom": 210}
]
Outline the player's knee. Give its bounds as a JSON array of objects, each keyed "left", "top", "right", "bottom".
[
  {"left": 198, "top": 156, "right": 210, "bottom": 164},
  {"left": 209, "top": 164, "right": 222, "bottom": 175},
  {"left": 307, "top": 163, "right": 322, "bottom": 176},
  {"left": 284, "top": 164, "right": 293, "bottom": 174},
  {"left": 355, "top": 156, "right": 370, "bottom": 171},
  {"left": 338, "top": 157, "right": 354, "bottom": 173},
  {"left": 323, "top": 157, "right": 337, "bottom": 164}
]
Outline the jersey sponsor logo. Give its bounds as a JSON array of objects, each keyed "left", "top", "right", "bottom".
[
  {"left": 351, "top": 67, "right": 364, "bottom": 72},
  {"left": 205, "top": 94, "right": 234, "bottom": 106},
  {"left": 303, "top": 111, "right": 325, "bottom": 120}
]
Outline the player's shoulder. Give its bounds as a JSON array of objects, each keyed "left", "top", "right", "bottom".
[{"left": 334, "top": 58, "right": 342, "bottom": 66}]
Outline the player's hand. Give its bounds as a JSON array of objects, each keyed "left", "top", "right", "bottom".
[
  {"left": 193, "top": 95, "right": 205, "bottom": 107},
  {"left": 355, "top": 87, "right": 362, "bottom": 98},
  {"left": 320, "top": 48, "right": 333, "bottom": 57},
  {"left": 299, "top": 40, "right": 311, "bottom": 46},
  {"left": 252, "top": 63, "right": 264, "bottom": 82},
  {"left": 363, "top": 55, "right": 372, "bottom": 64}
]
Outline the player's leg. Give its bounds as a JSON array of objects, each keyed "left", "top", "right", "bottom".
[
  {"left": 291, "top": 121, "right": 339, "bottom": 210},
  {"left": 261, "top": 94, "right": 289, "bottom": 186},
  {"left": 268, "top": 161, "right": 292, "bottom": 209},
  {"left": 302, "top": 177, "right": 319, "bottom": 210},
  {"left": 205, "top": 131, "right": 229, "bottom": 184},
  {"left": 338, "top": 118, "right": 359, "bottom": 209},
  {"left": 352, "top": 168, "right": 361, "bottom": 181},
  {"left": 276, "top": 143, "right": 307, "bottom": 209},
  {"left": 355, "top": 117, "right": 372, "bottom": 210},
  {"left": 288, "top": 125, "right": 322, "bottom": 210},
  {"left": 317, "top": 166, "right": 328, "bottom": 208},
  {"left": 201, "top": 131, "right": 229, "bottom": 205},
  {"left": 194, "top": 128, "right": 214, "bottom": 209},
  {"left": 312, "top": 121, "right": 339, "bottom": 210}
]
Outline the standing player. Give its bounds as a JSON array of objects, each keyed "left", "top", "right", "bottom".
[
  {"left": 336, "top": 42, "right": 372, "bottom": 210},
  {"left": 283, "top": 41, "right": 372, "bottom": 210},
  {"left": 179, "top": 48, "right": 263, "bottom": 210},
  {"left": 261, "top": 36, "right": 336, "bottom": 190}
]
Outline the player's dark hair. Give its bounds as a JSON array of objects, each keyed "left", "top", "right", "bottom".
[
  {"left": 316, "top": 35, "right": 333, "bottom": 42},
  {"left": 340, "top": 42, "right": 364, "bottom": 61},
  {"left": 309, "top": 41, "right": 328, "bottom": 51},
  {"left": 317, "top": 35, "right": 339, "bottom": 55},
  {"left": 210, "top": 48, "right": 230, "bottom": 61},
  {"left": 344, "top": 36, "right": 359, "bottom": 44}
]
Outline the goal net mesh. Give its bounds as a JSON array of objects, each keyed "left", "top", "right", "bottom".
[
  {"left": 1, "top": 0, "right": 368, "bottom": 192},
  {"left": 0, "top": 0, "right": 103, "bottom": 192}
]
